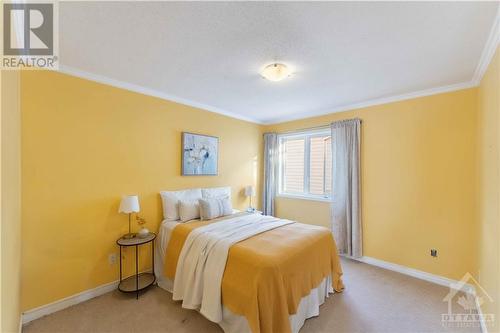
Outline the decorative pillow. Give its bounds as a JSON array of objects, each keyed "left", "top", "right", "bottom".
[
  {"left": 199, "top": 197, "right": 233, "bottom": 220},
  {"left": 178, "top": 200, "right": 200, "bottom": 222},
  {"left": 202, "top": 186, "right": 231, "bottom": 200},
  {"left": 159, "top": 189, "right": 202, "bottom": 221}
]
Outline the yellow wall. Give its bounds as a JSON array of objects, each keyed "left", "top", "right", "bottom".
[
  {"left": 20, "top": 71, "right": 263, "bottom": 311},
  {"left": 477, "top": 46, "right": 500, "bottom": 330},
  {"left": 265, "top": 88, "right": 478, "bottom": 280},
  {"left": 1, "top": 70, "right": 22, "bottom": 333}
]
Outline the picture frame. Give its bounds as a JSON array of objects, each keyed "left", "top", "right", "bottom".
[{"left": 181, "top": 132, "right": 219, "bottom": 176}]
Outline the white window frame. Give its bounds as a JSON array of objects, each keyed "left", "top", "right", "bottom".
[{"left": 277, "top": 128, "right": 332, "bottom": 202}]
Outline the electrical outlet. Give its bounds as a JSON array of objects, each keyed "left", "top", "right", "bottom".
[
  {"left": 430, "top": 249, "right": 438, "bottom": 257},
  {"left": 108, "top": 253, "right": 117, "bottom": 265}
]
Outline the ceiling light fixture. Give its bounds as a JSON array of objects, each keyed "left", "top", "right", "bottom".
[{"left": 261, "top": 63, "right": 292, "bottom": 82}]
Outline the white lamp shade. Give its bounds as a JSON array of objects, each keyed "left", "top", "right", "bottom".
[
  {"left": 119, "top": 195, "right": 140, "bottom": 213},
  {"left": 244, "top": 186, "right": 256, "bottom": 197}
]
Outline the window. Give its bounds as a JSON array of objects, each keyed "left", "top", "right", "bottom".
[{"left": 278, "top": 129, "right": 332, "bottom": 200}]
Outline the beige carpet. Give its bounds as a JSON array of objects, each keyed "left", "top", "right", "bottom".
[{"left": 22, "top": 258, "right": 482, "bottom": 333}]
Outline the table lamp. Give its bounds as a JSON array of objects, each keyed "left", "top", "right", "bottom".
[
  {"left": 244, "top": 185, "right": 256, "bottom": 212},
  {"left": 119, "top": 195, "right": 140, "bottom": 239}
]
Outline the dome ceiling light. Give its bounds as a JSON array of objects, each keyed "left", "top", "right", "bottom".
[{"left": 261, "top": 63, "right": 292, "bottom": 82}]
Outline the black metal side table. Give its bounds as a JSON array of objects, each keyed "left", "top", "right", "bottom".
[{"left": 116, "top": 232, "right": 156, "bottom": 299}]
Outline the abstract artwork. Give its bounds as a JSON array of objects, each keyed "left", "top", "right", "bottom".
[{"left": 182, "top": 132, "right": 218, "bottom": 176}]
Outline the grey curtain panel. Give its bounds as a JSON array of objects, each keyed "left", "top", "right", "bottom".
[
  {"left": 331, "top": 118, "right": 362, "bottom": 258},
  {"left": 262, "top": 133, "right": 279, "bottom": 216}
]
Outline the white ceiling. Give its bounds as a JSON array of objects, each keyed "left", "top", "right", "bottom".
[{"left": 59, "top": 1, "right": 499, "bottom": 124}]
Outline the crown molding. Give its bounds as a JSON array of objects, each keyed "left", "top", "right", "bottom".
[
  {"left": 471, "top": 5, "right": 500, "bottom": 86},
  {"left": 263, "top": 80, "right": 475, "bottom": 125},
  {"left": 57, "top": 65, "right": 264, "bottom": 125},
  {"left": 266, "top": 6, "right": 498, "bottom": 125},
  {"left": 59, "top": 64, "right": 476, "bottom": 126}
]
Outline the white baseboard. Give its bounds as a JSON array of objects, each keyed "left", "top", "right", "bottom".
[
  {"left": 353, "top": 256, "right": 476, "bottom": 294},
  {"left": 21, "top": 280, "right": 119, "bottom": 325},
  {"left": 352, "top": 256, "right": 489, "bottom": 332}
]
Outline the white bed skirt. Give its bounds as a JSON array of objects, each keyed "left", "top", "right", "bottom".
[
  {"left": 154, "top": 220, "right": 333, "bottom": 333},
  {"left": 155, "top": 272, "right": 332, "bottom": 333}
]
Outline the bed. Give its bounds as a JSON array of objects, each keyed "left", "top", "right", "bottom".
[{"left": 154, "top": 187, "right": 344, "bottom": 333}]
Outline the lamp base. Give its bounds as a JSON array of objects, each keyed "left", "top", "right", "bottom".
[{"left": 123, "top": 233, "right": 136, "bottom": 239}]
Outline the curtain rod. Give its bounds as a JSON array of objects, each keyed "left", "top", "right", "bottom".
[
  {"left": 279, "top": 124, "right": 330, "bottom": 134},
  {"left": 276, "top": 118, "right": 362, "bottom": 134}
]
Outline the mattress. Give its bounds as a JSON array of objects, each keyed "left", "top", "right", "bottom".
[{"left": 154, "top": 214, "right": 339, "bottom": 333}]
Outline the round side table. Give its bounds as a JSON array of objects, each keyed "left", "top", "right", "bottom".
[{"left": 116, "top": 232, "right": 156, "bottom": 299}]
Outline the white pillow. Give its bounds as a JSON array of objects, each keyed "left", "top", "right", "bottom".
[
  {"left": 202, "top": 186, "right": 231, "bottom": 200},
  {"left": 178, "top": 200, "right": 200, "bottom": 222},
  {"left": 199, "top": 197, "right": 233, "bottom": 220},
  {"left": 160, "top": 189, "right": 202, "bottom": 221}
]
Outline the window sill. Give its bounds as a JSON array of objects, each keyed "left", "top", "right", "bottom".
[{"left": 277, "top": 193, "right": 332, "bottom": 203}]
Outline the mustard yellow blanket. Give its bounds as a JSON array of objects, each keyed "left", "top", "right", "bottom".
[{"left": 164, "top": 215, "right": 344, "bottom": 333}]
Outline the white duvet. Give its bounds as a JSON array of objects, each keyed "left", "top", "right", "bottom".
[{"left": 172, "top": 213, "right": 294, "bottom": 323}]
